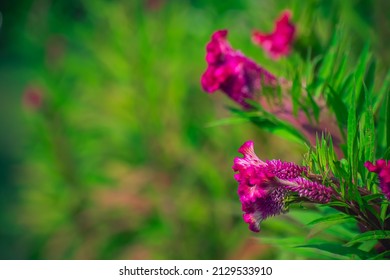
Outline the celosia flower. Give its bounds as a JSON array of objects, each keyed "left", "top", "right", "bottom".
[
  {"left": 252, "top": 10, "right": 295, "bottom": 59},
  {"left": 233, "top": 140, "right": 333, "bottom": 232},
  {"left": 201, "top": 30, "right": 276, "bottom": 108},
  {"left": 365, "top": 159, "right": 390, "bottom": 200},
  {"left": 233, "top": 141, "right": 307, "bottom": 204},
  {"left": 265, "top": 159, "right": 308, "bottom": 180},
  {"left": 242, "top": 187, "right": 287, "bottom": 232}
]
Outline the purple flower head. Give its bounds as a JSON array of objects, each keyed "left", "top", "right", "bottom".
[
  {"left": 365, "top": 159, "right": 390, "bottom": 200},
  {"left": 242, "top": 187, "right": 287, "bottom": 232},
  {"left": 233, "top": 141, "right": 273, "bottom": 205},
  {"left": 266, "top": 159, "right": 307, "bottom": 179},
  {"left": 236, "top": 168, "right": 276, "bottom": 205},
  {"left": 233, "top": 140, "right": 333, "bottom": 232},
  {"left": 204, "top": 30, "right": 233, "bottom": 65},
  {"left": 252, "top": 10, "right": 296, "bottom": 60},
  {"left": 201, "top": 30, "right": 276, "bottom": 108},
  {"left": 284, "top": 177, "right": 332, "bottom": 203}
]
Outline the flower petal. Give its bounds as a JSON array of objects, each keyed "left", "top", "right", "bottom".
[
  {"left": 201, "top": 30, "right": 276, "bottom": 107},
  {"left": 252, "top": 10, "right": 295, "bottom": 59}
]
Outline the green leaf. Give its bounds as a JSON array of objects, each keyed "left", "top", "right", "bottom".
[
  {"left": 364, "top": 59, "right": 376, "bottom": 96},
  {"left": 360, "top": 75, "right": 375, "bottom": 165},
  {"left": 306, "top": 88, "right": 320, "bottom": 122},
  {"left": 322, "top": 201, "right": 350, "bottom": 208},
  {"left": 317, "top": 32, "right": 338, "bottom": 94},
  {"left": 306, "top": 77, "right": 325, "bottom": 93},
  {"left": 386, "top": 88, "right": 390, "bottom": 151},
  {"left": 259, "top": 236, "right": 307, "bottom": 247},
  {"left": 229, "top": 105, "right": 309, "bottom": 145},
  {"left": 362, "top": 193, "right": 384, "bottom": 203},
  {"left": 205, "top": 117, "right": 249, "bottom": 127},
  {"left": 345, "top": 230, "right": 390, "bottom": 246},
  {"left": 347, "top": 89, "right": 357, "bottom": 161},
  {"left": 307, "top": 213, "right": 353, "bottom": 226},
  {"left": 354, "top": 44, "right": 371, "bottom": 101},
  {"left": 307, "top": 219, "right": 355, "bottom": 240},
  {"left": 339, "top": 73, "right": 354, "bottom": 103},
  {"left": 333, "top": 54, "right": 348, "bottom": 91},
  {"left": 347, "top": 84, "right": 358, "bottom": 186},
  {"left": 327, "top": 85, "right": 347, "bottom": 139},
  {"left": 368, "top": 250, "right": 390, "bottom": 260},
  {"left": 363, "top": 105, "right": 375, "bottom": 163},
  {"left": 377, "top": 92, "right": 390, "bottom": 158},
  {"left": 291, "top": 73, "right": 301, "bottom": 117},
  {"left": 373, "top": 70, "right": 390, "bottom": 114},
  {"left": 296, "top": 243, "right": 371, "bottom": 259},
  {"left": 381, "top": 204, "right": 389, "bottom": 224}
]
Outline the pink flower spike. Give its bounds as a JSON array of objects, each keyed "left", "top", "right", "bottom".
[
  {"left": 266, "top": 159, "right": 307, "bottom": 179},
  {"left": 365, "top": 160, "right": 390, "bottom": 200},
  {"left": 242, "top": 187, "right": 287, "bottom": 232},
  {"left": 285, "top": 177, "right": 333, "bottom": 203},
  {"left": 233, "top": 141, "right": 334, "bottom": 232},
  {"left": 201, "top": 30, "right": 276, "bottom": 108},
  {"left": 252, "top": 10, "right": 296, "bottom": 59}
]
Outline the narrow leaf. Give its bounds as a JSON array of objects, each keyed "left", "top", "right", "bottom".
[
  {"left": 307, "top": 213, "right": 353, "bottom": 226},
  {"left": 345, "top": 230, "right": 390, "bottom": 246},
  {"left": 296, "top": 243, "right": 371, "bottom": 259}
]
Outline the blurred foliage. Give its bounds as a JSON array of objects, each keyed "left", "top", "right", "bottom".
[{"left": 0, "top": 0, "right": 389, "bottom": 259}]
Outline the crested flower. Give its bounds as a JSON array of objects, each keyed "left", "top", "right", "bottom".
[
  {"left": 242, "top": 187, "right": 288, "bottom": 232},
  {"left": 201, "top": 30, "right": 276, "bottom": 108},
  {"left": 233, "top": 140, "right": 333, "bottom": 232},
  {"left": 252, "top": 10, "right": 295, "bottom": 59},
  {"left": 365, "top": 159, "right": 390, "bottom": 200}
]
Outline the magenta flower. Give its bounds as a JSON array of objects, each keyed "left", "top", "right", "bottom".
[
  {"left": 252, "top": 10, "right": 296, "bottom": 59},
  {"left": 365, "top": 159, "right": 390, "bottom": 200},
  {"left": 233, "top": 140, "right": 332, "bottom": 232},
  {"left": 283, "top": 177, "right": 333, "bottom": 204},
  {"left": 242, "top": 187, "right": 288, "bottom": 232},
  {"left": 201, "top": 30, "right": 276, "bottom": 108}
]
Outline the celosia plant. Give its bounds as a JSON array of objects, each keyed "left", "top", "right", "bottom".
[
  {"left": 201, "top": 30, "right": 276, "bottom": 108},
  {"left": 201, "top": 10, "right": 390, "bottom": 259},
  {"left": 233, "top": 140, "right": 332, "bottom": 232}
]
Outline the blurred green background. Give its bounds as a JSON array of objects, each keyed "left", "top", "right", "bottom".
[{"left": 0, "top": 0, "right": 389, "bottom": 259}]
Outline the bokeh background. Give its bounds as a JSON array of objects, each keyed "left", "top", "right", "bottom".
[{"left": 0, "top": 0, "right": 389, "bottom": 259}]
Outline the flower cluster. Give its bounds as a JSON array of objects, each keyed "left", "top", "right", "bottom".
[
  {"left": 201, "top": 30, "right": 276, "bottom": 108},
  {"left": 365, "top": 159, "right": 390, "bottom": 200},
  {"left": 200, "top": 9, "right": 390, "bottom": 247},
  {"left": 233, "top": 140, "right": 332, "bottom": 232},
  {"left": 200, "top": 12, "right": 295, "bottom": 107},
  {"left": 252, "top": 10, "right": 296, "bottom": 59},
  {"left": 200, "top": 13, "right": 343, "bottom": 156}
]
